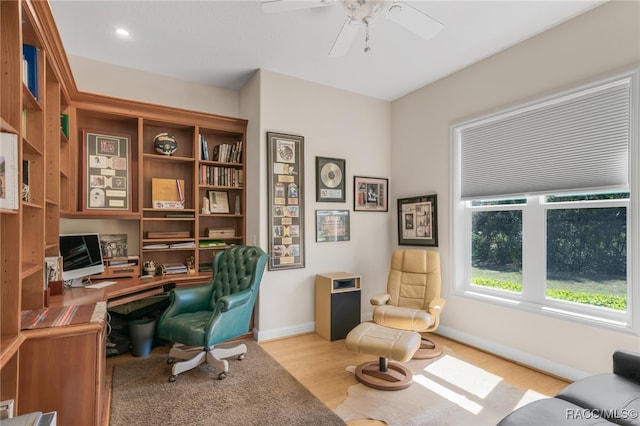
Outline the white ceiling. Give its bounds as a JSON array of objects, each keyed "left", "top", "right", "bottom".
[{"left": 48, "top": 0, "right": 605, "bottom": 101}]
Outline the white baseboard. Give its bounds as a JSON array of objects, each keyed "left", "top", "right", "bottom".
[
  {"left": 436, "top": 325, "right": 591, "bottom": 382},
  {"left": 254, "top": 322, "right": 315, "bottom": 342},
  {"left": 255, "top": 312, "right": 373, "bottom": 342}
]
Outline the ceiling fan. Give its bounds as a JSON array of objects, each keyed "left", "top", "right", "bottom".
[{"left": 261, "top": 0, "right": 444, "bottom": 57}]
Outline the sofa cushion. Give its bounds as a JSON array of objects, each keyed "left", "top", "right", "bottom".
[
  {"left": 557, "top": 373, "right": 640, "bottom": 426},
  {"left": 498, "top": 397, "right": 614, "bottom": 426}
]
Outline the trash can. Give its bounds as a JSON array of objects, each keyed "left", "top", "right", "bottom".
[{"left": 128, "top": 317, "right": 156, "bottom": 357}]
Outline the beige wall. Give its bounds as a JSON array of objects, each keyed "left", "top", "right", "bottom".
[
  {"left": 68, "top": 55, "right": 241, "bottom": 118},
  {"left": 242, "top": 70, "right": 392, "bottom": 338},
  {"left": 391, "top": 0, "right": 640, "bottom": 377}
]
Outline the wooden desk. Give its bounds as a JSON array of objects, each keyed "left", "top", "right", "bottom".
[
  {"left": 19, "top": 303, "right": 107, "bottom": 426},
  {"left": 30, "top": 274, "right": 210, "bottom": 425},
  {"left": 49, "top": 273, "right": 212, "bottom": 308}
]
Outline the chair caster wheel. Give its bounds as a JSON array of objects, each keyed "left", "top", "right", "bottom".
[
  {"left": 169, "top": 375, "right": 177, "bottom": 383},
  {"left": 218, "top": 372, "right": 227, "bottom": 380},
  {"left": 238, "top": 353, "right": 245, "bottom": 360},
  {"left": 167, "top": 357, "right": 175, "bottom": 365}
]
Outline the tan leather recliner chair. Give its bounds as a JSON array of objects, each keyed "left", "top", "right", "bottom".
[{"left": 370, "top": 249, "right": 446, "bottom": 358}]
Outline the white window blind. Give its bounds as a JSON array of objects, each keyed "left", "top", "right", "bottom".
[{"left": 457, "top": 76, "right": 632, "bottom": 200}]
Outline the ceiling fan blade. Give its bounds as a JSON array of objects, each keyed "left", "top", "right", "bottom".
[
  {"left": 328, "top": 18, "right": 361, "bottom": 57},
  {"left": 261, "top": 0, "right": 336, "bottom": 14},
  {"left": 386, "top": 1, "right": 443, "bottom": 41}
]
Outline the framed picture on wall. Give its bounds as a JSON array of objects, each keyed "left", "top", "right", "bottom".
[
  {"left": 398, "top": 194, "right": 438, "bottom": 246},
  {"left": 267, "top": 132, "right": 305, "bottom": 271},
  {"left": 354, "top": 176, "right": 388, "bottom": 212},
  {"left": 82, "top": 129, "right": 131, "bottom": 212},
  {"left": 316, "top": 209, "right": 350, "bottom": 242},
  {"left": 316, "top": 156, "right": 346, "bottom": 202},
  {"left": 0, "top": 132, "right": 19, "bottom": 210}
]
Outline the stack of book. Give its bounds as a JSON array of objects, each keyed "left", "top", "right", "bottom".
[
  {"left": 161, "top": 263, "right": 188, "bottom": 275},
  {"left": 212, "top": 141, "right": 243, "bottom": 164}
]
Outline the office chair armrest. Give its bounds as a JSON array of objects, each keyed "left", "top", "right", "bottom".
[
  {"left": 217, "top": 289, "right": 251, "bottom": 312},
  {"left": 163, "top": 284, "right": 215, "bottom": 318},
  {"left": 428, "top": 297, "right": 446, "bottom": 313},
  {"left": 370, "top": 293, "right": 391, "bottom": 306},
  {"left": 613, "top": 350, "right": 640, "bottom": 383}
]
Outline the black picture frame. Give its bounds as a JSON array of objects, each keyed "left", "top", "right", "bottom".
[
  {"left": 354, "top": 176, "right": 388, "bottom": 212},
  {"left": 267, "top": 132, "right": 305, "bottom": 271},
  {"left": 398, "top": 194, "right": 438, "bottom": 247},
  {"left": 316, "top": 156, "right": 346, "bottom": 202},
  {"left": 316, "top": 210, "right": 350, "bottom": 242}
]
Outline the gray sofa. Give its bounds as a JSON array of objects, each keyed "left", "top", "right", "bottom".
[{"left": 498, "top": 350, "right": 640, "bottom": 426}]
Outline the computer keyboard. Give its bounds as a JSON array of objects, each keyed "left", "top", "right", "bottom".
[{"left": 85, "top": 280, "right": 118, "bottom": 289}]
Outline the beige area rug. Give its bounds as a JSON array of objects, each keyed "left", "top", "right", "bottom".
[
  {"left": 110, "top": 339, "right": 345, "bottom": 426},
  {"left": 335, "top": 348, "right": 547, "bottom": 426}
]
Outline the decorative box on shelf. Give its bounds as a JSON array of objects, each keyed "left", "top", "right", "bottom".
[
  {"left": 93, "top": 256, "right": 140, "bottom": 279},
  {"left": 206, "top": 228, "right": 235, "bottom": 239}
]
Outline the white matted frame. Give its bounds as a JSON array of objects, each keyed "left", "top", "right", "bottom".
[
  {"left": 354, "top": 176, "right": 388, "bottom": 212},
  {"left": 0, "top": 132, "right": 19, "bottom": 210}
]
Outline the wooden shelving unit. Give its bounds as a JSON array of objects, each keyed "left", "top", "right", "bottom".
[{"left": 0, "top": 1, "right": 248, "bottom": 422}]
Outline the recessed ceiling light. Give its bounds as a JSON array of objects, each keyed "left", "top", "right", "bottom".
[{"left": 115, "top": 28, "right": 130, "bottom": 38}]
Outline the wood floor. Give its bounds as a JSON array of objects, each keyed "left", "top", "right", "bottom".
[
  {"left": 105, "top": 332, "right": 569, "bottom": 425},
  {"left": 259, "top": 332, "right": 570, "bottom": 425}
]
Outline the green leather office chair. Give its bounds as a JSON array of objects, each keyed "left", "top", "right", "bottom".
[{"left": 157, "top": 245, "right": 268, "bottom": 382}]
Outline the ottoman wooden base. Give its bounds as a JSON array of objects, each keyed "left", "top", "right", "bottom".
[
  {"left": 414, "top": 335, "right": 444, "bottom": 359},
  {"left": 346, "top": 322, "right": 421, "bottom": 391},
  {"left": 354, "top": 359, "right": 414, "bottom": 391}
]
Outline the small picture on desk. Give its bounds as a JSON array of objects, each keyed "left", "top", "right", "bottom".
[{"left": 99, "top": 234, "right": 128, "bottom": 259}]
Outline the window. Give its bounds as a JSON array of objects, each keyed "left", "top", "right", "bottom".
[{"left": 452, "top": 71, "right": 638, "bottom": 331}]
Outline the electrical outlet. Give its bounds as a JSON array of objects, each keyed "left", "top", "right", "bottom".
[{"left": 0, "top": 399, "right": 15, "bottom": 419}]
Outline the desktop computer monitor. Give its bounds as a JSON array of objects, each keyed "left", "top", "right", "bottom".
[{"left": 59, "top": 233, "right": 105, "bottom": 287}]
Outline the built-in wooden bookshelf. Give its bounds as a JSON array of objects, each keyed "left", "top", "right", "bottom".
[
  {"left": 0, "top": 0, "right": 247, "bottom": 422},
  {"left": 72, "top": 96, "right": 247, "bottom": 275}
]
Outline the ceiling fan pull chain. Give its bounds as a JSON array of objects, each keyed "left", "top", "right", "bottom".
[{"left": 364, "top": 18, "right": 371, "bottom": 53}]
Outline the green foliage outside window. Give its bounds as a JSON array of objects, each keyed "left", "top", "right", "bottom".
[{"left": 471, "top": 193, "right": 628, "bottom": 312}]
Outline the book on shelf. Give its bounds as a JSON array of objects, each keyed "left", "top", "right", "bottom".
[
  {"left": 22, "top": 44, "right": 39, "bottom": 101},
  {"left": 146, "top": 231, "right": 190, "bottom": 239},
  {"left": 22, "top": 160, "right": 30, "bottom": 202},
  {"left": 199, "top": 165, "right": 243, "bottom": 187},
  {"left": 212, "top": 141, "right": 242, "bottom": 164},
  {"left": 166, "top": 212, "right": 195, "bottom": 218},
  {"left": 151, "top": 178, "right": 185, "bottom": 209},
  {"left": 143, "top": 243, "right": 170, "bottom": 249},
  {"left": 143, "top": 242, "right": 195, "bottom": 249},
  {"left": 60, "top": 114, "right": 69, "bottom": 138},
  {"left": 199, "top": 240, "right": 227, "bottom": 248},
  {"left": 199, "top": 134, "right": 209, "bottom": 160},
  {"left": 170, "top": 242, "right": 196, "bottom": 248},
  {"left": 22, "top": 109, "right": 27, "bottom": 138},
  {"left": 161, "top": 263, "right": 188, "bottom": 274}
]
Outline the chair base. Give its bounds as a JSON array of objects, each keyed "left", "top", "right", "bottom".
[
  {"left": 167, "top": 342, "right": 247, "bottom": 382},
  {"left": 354, "top": 357, "right": 413, "bottom": 391},
  {"left": 413, "top": 335, "right": 443, "bottom": 359}
]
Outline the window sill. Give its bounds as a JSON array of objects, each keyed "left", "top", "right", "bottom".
[{"left": 454, "top": 288, "right": 637, "bottom": 336}]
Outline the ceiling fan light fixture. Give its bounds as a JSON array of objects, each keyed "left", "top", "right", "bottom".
[{"left": 340, "top": 0, "right": 390, "bottom": 24}]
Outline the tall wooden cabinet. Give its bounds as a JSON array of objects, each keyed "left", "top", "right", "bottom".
[{"left": 0, "top": 1, "right": 248, "bottom": 422}]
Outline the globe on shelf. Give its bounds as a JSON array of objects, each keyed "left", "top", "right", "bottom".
[{"left": 153, "top": 132, "right": 178, "bottom": 155}]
